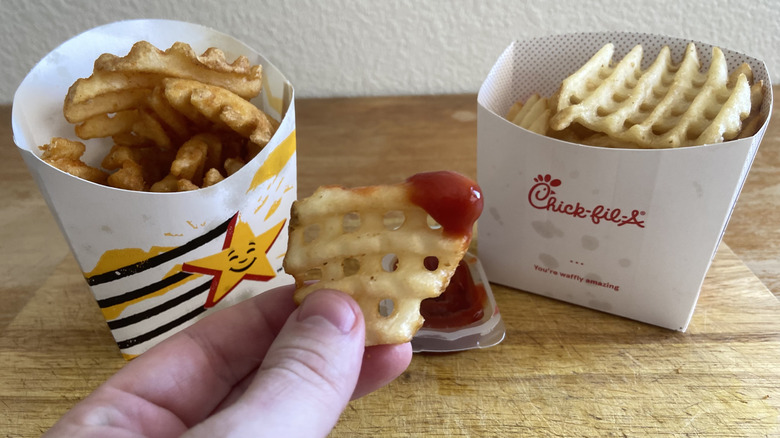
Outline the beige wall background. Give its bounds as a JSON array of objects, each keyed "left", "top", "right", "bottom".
[{"left": 2, "top": 0, "right": 777, "bottom": 104}]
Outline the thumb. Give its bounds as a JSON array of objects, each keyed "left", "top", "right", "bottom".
[{"left": 189, "top": 289, "right": 365, "bottom": 438}]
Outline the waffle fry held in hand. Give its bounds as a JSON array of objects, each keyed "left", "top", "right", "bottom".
[
  {"left": 39, "top": 41, "right": 278, "bottom": 191},
  {"left": 283, "top": 171, "right": 483, "bottom": 346},
  {"left": 505, "top": 42, "right": 764, "bottom": 149}
]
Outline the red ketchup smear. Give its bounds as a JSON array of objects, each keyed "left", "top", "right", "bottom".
[
  {"left": 405, "top": 171, "right": 486, "bottom": 329},
  {"left": 405, "top": 171, "right": 483, "bottom": 238},
  {"left": 421, "top": 259, "right": 486, "bottom": 329}
]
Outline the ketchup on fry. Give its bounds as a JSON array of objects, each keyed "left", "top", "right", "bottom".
[
  {"left": 405, "top": 171, "right": 486, "bottom": 329},
  {"left": 405, "top": 171, "right": 483, "bottom": 238}
]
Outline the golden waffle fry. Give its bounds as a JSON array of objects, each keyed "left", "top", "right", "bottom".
[
  {"left": 74, "top": 109, "right": 137, "bottom": 139},
  {"left": 147, "top": 85, "right": 194, "bottom": 140},
  {"left": 163, "top": 78, "right": 276, "bottom": 147},
  {"left": 94, "top": 42, "right": 262, "bottom": 99},
  {"left": 39, "top": 138, "right": 109, "bottom": 184},
  {"left": 150, "top": 174, "right": 179, "bottom": 192},
  {"left": 198, "top": 133, "right": 224, "bottom": 174},
  {"left": 176, "top": 178, "right": 200, "bottom": 191},
  {"left": 283, "top": 171, "right": 483, "bottom": 346},
  {"left": 107, "top": 160, "right": 146, "bottom": 191},
  {"left": 64, "top": 41, "right": 262, "bottom": 122},
  {"left": 75, "top": 109, "right": 172, "bottom": 149},
  {"left": 64, "top": 85, "right": 153, "bottom": 124},
  {"left": 44, "top": 40, "right": 280, "bottom": 191},
  {"left": 170, "top": 134, "right": 209, "bottom": 185},
  {"left": 549, "top": 43, "right": 755, "bottom": 148},
  {"left": 203, "top": 168, "right": 225, "bottom": 187}
]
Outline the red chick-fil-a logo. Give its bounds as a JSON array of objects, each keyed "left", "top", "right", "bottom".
[{"left": 528, "top": 174, "right": 645, "bottom": 228}]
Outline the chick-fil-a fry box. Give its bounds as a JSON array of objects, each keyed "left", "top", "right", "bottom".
[
  {"left": 477, "top": 32, "right": 772, "bottom": 331},
  {"left": 12, "top": 20, "right": 296, "bottom": 358}
]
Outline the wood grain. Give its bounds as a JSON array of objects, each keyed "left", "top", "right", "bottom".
[
  {"left": 723, "top": 93, "right": 780, "bottom": 296},
  {"left": 1, "top": 88, "right": 779, "bottom": 436},
  {"left": 295, "top": 94, "right": 479, "bottom": 196},
  {"left": 335, "top": 247, "right": 780, "bottom": 437}
]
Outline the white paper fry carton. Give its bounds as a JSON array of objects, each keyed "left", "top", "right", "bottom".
[
  {"left": 12, "top": 20, "right": 297, "bottom": 358},
  {"left": 477, "top": 32, "right": 772, "bottom": 331}
]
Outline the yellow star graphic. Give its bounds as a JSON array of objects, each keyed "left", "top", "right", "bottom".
[{"left": 182, "top": 214, "right": 286, "bottom": 308}]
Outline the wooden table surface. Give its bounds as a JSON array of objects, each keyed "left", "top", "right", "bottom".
[{"left": 2, "top": 88, "right": 780, "bottom": 436}]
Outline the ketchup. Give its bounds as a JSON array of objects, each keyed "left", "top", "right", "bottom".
[
  {"left": 421, "top": 259, "right": 486, "bottom": 329},
  {"left": 404, "top": 171, "right": 486, "bottom": 329},
  {"left": 405, "top": 171, "right": 483, "bottom": 238}
]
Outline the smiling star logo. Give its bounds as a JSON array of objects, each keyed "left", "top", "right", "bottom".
[{"left": 182, "top": 213, "right": 286, "bottom": 308}]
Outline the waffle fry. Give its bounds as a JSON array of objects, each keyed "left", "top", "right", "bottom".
[
  {"left": 147, "top": 85, "right": 193, "bottom": 141},
  {"left": 507, "top": 42, "right": 764, "bottom": 149},
  {"left": 42, "top": 40, "right": 278, "bottom": 191},
  {"left": 163, "top": 78, "right": 276, "bottom": 147},
  {"left": 170, "top": 134, "right": 209, "bottom": 184},
  {"left": 75, "top": 109, "right": 172, "bottom": 149},
  {"left": 552, "top": 43, "right": 755, "bottom": 148},
  {"left": 64, "top": 41, "right": 262, "bottom": 123},
  {"left": 283, "top": 171, "right": 483, "bottom": 346},
  {"left": 107, "top": 160, "right": 146, "bottom": 191},
  {"left": 548, "top": 123, "right": 640, "bottom": 149},
  {"left": 39, "top": 137, "right": 109, "bottom": 184}
]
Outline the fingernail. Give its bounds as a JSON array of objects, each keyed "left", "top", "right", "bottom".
[{"left": 297, "top": 290, "right": 358, "bottom": 334}]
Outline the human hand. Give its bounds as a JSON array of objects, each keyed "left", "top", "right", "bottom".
[{"left": 43, "top": 285, "right": 412, "bottom": 438}]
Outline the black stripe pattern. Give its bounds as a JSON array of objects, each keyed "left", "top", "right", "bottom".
[
  {"left": 86, "top": 215, "right": 234, "bottom": 286},
  {"left": 107, "top": 280, "right": 212, "bottom": 330},
  {"left": 87, "top": 213, "right": 238, "bottom": 352},
  {"left": 98, "top": 271, "right": 193, "bottom": 308},
  {"left": 116, "top": 306, "right": 209, "bottom": 349}
]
